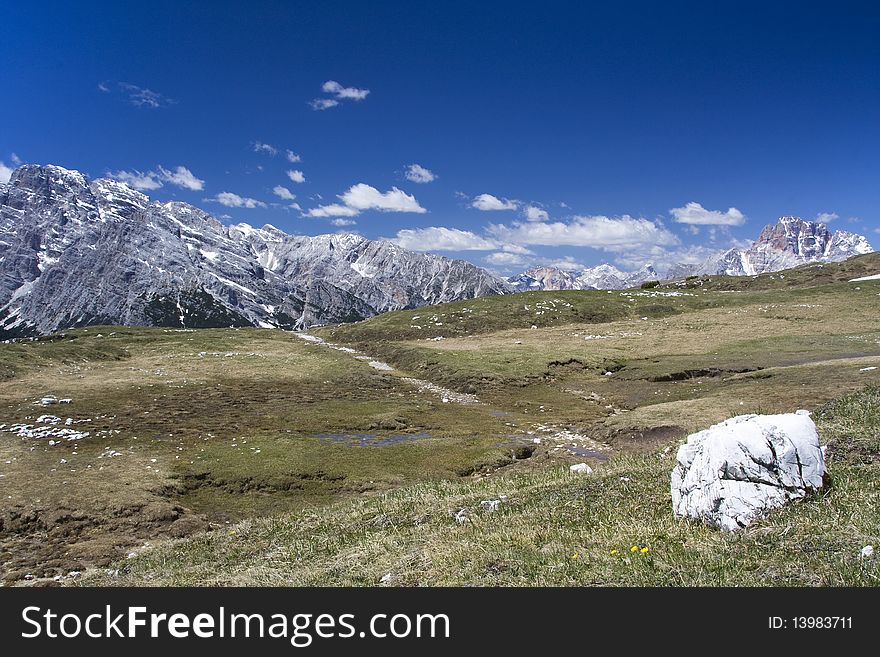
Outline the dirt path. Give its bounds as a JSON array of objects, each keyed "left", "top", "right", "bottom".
[
  {"left": 294, "top": 332, "right": 480, "bottom": 404},
  {"left": 294, "top": 332, "right": 611, "bottom": 457}
]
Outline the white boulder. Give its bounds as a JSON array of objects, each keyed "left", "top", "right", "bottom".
[
  {"left": 570, "top": 463, "right": 593, "bottom": 475},
  {"left": 671, "top": 411, "right": 825, "bottom": 531}
]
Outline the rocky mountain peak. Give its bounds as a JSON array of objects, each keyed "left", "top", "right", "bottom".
[{"left": 0, "top": 163, "right": 510, "bottom": 337}]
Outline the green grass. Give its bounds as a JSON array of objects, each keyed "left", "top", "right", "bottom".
[
  {"left": 4, "top": 254, "right": 880, "bottom": 585},
  {"left": 81, "top": 387, "right": 880, "bottom": 586}
]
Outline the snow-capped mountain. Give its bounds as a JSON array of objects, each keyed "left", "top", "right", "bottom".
[
  {"left": 509, "top": 263, "right": 658, "bottom": 292},
  {"left": 0, "top": 164, "right": 510, "bottom": 337},
  {"left": 667, "top": 216, "right": 873, "bottom": 278}
]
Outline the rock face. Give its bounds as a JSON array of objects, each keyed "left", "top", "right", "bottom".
[
  {"left": 0, "top": 164, "right": 510, "bottom": 337},
  {"left": 671, "top": 411, "right": 825, "bottom": 531},
  {"left": 509, "top": 263, "right": 658, "bottom": 292},
  {"left": 671, "top": 216, "right": 873, "bottom": 278}
]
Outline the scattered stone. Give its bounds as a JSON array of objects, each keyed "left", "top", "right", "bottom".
[
  {"left": 570, "top": 463, "right": 592, "bottom": 475},
  {"left": 860, "top": 545, "right": 875, "bottom": 559},
  {"left": 671, "top": 411, "right": 825, "bottom": 531},
  {"left": 480, "top": 499, "right": 501, "bottom": 512},
  {"left": 453, "top": 508, "right": 469, "bottom": 524}
]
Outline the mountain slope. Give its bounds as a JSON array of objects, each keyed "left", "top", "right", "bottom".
[
  {"left": 0, "top": 164, "right": 510, "bottom": 337},
  {"left": 509, "top": 263, "right": 658, "bottom": 292},
  {"left": 668, "top": 216, "right": 873, "bottom": 278}
]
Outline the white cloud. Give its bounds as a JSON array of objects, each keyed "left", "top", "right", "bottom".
[
  {"left": 485, "top": 251, "right": 531, "bottom": 267},
  {"left": 118, "top": 83, "right": 175, "bottom": 108},
  {"left": 108, "top": 169, "right": 162, "bottom": 190},
  {"left": 253, "top": 142, "right": 278, "bottom": 156},
  {"left": 108, "top": 165, "right": 203, "bottom": 192},
  {"left": 311, "top": 80, "right": 370, "bottom": 110},
  {"left": 391, "top": 227, "right": 497, "bottom": 251},
  {"left": 404, "top": 164, "right": 436, "bottom": 183},
  {"left": 158, "top": 165, "right": 204, "bottom": 191},
  {"left": 340, "top": 183, "right": 425, "bottom": 213},
  {"left": 210, "top": 192, "right": 267, "bottom": 209},
  {"left": 98, "top": 81, "right": 110, "bottom": 93},
  {"left": 545, "top": 256, "right": 587, "bottom": 271},
  {"left": 331, "top": 218, "right": 357, "bottom": 226},
  {"left": 321, "top": 80, "right": 370, "bottom": 101},
  {"left": 310, "top": 98, "right": 340, "bottom": 111},
  {"left": 306, "top": 204, "right": 360, "bottom": 218},
  {"left": 273, "top": 185, "right": 296, "bottom": 201},
  {"left": 286, "top": 149, "right": 301, "bottom": 163},
  {"left": 488, "top": 215, "right": 679, "bottom": 250},
  {"left": 472, "top": 193, "right": 518, "bottom": 211},
  {"left": 670, "top": 202, "right": 745, "bottom": 226},
  {"left": 287, "top": 170, "right": 306, "bottom": 184},
  {"left": 524, "top": 205, "right": 549, "bottom": 222},
  {"left": 10, "top": 153, "right": 22, "bottom": 165},
  {"left": 815, "top": 212, "right": 839, "bottom": 223},
  {"left": 0, "top": 162, "right": 13, "bottom": 184}
]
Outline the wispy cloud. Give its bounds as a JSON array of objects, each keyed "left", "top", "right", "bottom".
[
  {"left": 307, "top": 183, "right": 426, "bottom": 218},
  {"left": 404, "top": 164, "right": 436, "bottom": 183},
  {"left": 108, "top": 169, "right": 163, "bottom": 191},
  {"left": 108, "top": 165, "right": 204, "bottom": 191},
  {"left": 310, "top": 98, "right": 340, "bottom": 111},
  {"left": 322, "top": 80, "right": 370, "bottom": 100},
  {"left": 484, "top": 251, "right": 532, "bottom": 268},
  {"left": 331, "top": 218, "right": 357, "bottom": 226},
  {"left": 99, "top": 81, "right": 175, "bottom": 108},
  {"left": 472, "top": 193, "right": 518, "bottom": 211},
  {"left": 253, "top": 142, "right": 278, "bottom": 156},
  {"left": 208, "top": 192, "right": 267, "bottom": 209},
  {"left": 10, "top": 153, "right": 22, "bottom": 166},
  {"left": 310, "top": 80, "right": 370, "bottom": 110},
  {"left": 815, "top": 212, "right": 839, "bottom": 223},
  {"left": 392, "top": 227, "right": 498, "bottom": 251},
  {"left": 306, "top": 203, "right": 360, "bottom": 218},
  {"left": 273, "top": 185, "right": 296, "bottom": 201},
  {"left": 286, "top": 149, "right": 301, "bottom": 163},
  {"left": 286, "top": 170, "right": 306, "bottom": 184},
  {"left": 157, "top": 166, "right": 204, "bottom": 191},
  {"left": 488, "top": 215, "right": 679, "bottom": 250},
  {"left": 670, "top": 202, "right": 745, "bottom": 226},
  {"left": 524, "top": 205, "right": 549, "bottom": 222},
  {"left": 0, "top": 161, "right": 14, "bottom": 184}
]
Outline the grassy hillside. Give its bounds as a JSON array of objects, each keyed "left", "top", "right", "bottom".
[
  {"left": 2, "top": 254, "right": 879, "bottom": 585},
  {"left": 83, "top": 387, "right": 880, "bottom": 586}
]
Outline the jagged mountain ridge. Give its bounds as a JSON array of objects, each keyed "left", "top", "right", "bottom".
[
  {"left": 509, "top": 263, "right": 659, "bottom": 292},
  {"left": 666, "top": 216, "right": 873, "bottom": 278},
  {"left": 0, "top": 164, "right": 510, "bottom": 337}
]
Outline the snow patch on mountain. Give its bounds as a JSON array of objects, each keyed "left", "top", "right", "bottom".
[{"left": 0, "top": 164, "right": 510, "bottom": 337}]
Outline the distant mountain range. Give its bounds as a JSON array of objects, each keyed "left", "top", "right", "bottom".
[
  {"left": 0, "top": 164, "right": 507, "bottom": 337},
  {"left": 509, "top": 217, "right": 873, "bottom": 291},
  {"left": 665, "top": 216, "right": 873, "bottom": 279},
  {"left": 1, "top": 164, "right": 874, "bottom": 337},
  {"left": 509, "top": 263, "right": 658, "bottom": 292}
]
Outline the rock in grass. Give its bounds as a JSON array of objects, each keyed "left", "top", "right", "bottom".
[
  {"left": 671, "top": 411, "right": 825, "bottom": 531},
  {"left": 569, "top": 463, "right": 593, "bottom": 475}
]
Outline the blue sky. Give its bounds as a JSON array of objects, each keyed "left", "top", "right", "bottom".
[{"left": 1, "top": 1, "right": 878, "bottom": 274}]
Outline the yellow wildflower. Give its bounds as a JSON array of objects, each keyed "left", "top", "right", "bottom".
[
  {"left": 610, "top": 550, "right": 618, "bottom": 556},
  {"left": 630, "top": 545, "right": 638, "bottom": 553},
  {"left": 640, "top": 547, "right": 649, "bottom": 554}
]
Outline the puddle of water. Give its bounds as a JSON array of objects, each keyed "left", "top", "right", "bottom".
[
  {"left": 566, "top": 446, "right": 609, "bottom": 461},
  {"left": 314, "top": 432, "right": 432, "bottom": 447}
]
